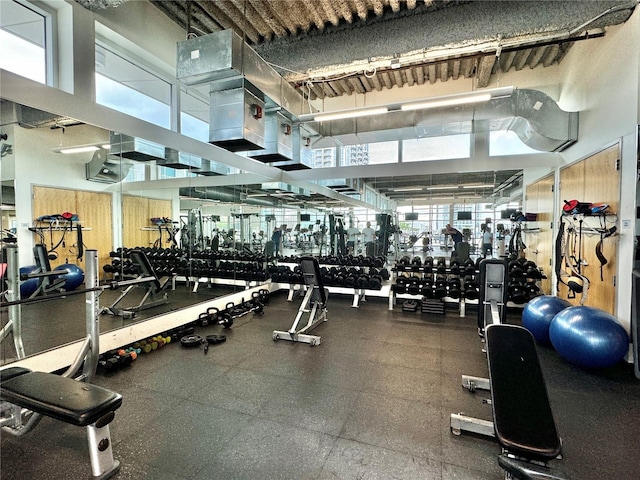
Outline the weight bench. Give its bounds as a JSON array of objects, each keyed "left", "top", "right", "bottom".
[
  {"left": 28, "top": 244, "right": 69, "bottom": 297},
  {"left": 451, "top": 324, "right": 566, "bottom": 480},
  {"left": 1, "top": 366, "right": 122, "bottom": 479},
  {"left": 273, "top": 257, "right": 328, "bottom": 346},
  {"left": 102, "top": 249, "right": 171, "bottom": 317}
]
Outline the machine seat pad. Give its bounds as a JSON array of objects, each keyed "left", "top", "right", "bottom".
[
  {"left": 498, "top": 455, "right": 568, "bottom": 480},
  {"left": 486, "top": 324, "right": 561, "bottom": 460},
  {"left": 0, "top": 372, "right": 122, "bottom": 427},
  {"left": 0, "top": 367, "right": 32, "bottom": 382}
]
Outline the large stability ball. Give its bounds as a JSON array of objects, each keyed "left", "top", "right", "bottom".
[
  {"left": 54, "top": 264, "right": 85, "bottom": 291},
  {"left": 522, "top": 295, "right": 572, "bottom": 344},
  {"left": 549, "top": 306, "right": 629, "bottom": 369},
  {"left": 19, "top": 266, "right": 39, "bottom": 298}
]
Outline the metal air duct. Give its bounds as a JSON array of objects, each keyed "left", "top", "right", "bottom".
[
  {"left": 249, "top": 110, "right": 293, "bottom": 162},
  {"left": 177, "top": 30, "right": 308, "bottom": 154},
  {"left": 179, "top": 187, "right": 276, "bottom": 206},
  {"left": 158, "top": 149, "right": 202, "bottom": 170},
  {"left": 85, "top": 148, "right": 132, "bottom": 183},
  {"left": 309, "top": 89, "right": 578, "bottom": 152},
  {"left": 109, "top": 132, "right": 165, "bottom": 162}
]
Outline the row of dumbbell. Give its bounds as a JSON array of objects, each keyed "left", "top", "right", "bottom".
[
  {"left": 191, "top": 250, "right": 267, "bottom": 262},
  {"left": 393, "top": 276, "right": 543, "bottom": 303},
  {"left": 392, "top": 275, "right": 479, "bottom": 300},
  {"left": 279, "top": 254, "right": 387, "bottom": 268}
]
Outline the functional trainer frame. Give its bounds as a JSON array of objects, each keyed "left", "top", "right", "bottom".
[{"left": 273, "top": 257, "right": 328, "bottom": 346}]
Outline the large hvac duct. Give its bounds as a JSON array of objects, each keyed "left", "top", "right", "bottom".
[
  {"left": 177, "top": 30, "right": 308, "bottom": 162},
  {"left": 109, "top": 132, "right": 165, "bottom": 161},
  {"left": 310, "top": 89, "right": 578, "bottom": 152},
  {"left": 179, "top": 187, "right": 276, "bottom": 207}
]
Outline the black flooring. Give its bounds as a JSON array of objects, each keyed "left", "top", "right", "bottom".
[{"left": 1, "top": 290, "right": 640, "bottom": 479}]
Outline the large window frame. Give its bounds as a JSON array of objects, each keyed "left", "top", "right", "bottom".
[{"left": 0, "top": 0, "right": 55, "bottom": 86}]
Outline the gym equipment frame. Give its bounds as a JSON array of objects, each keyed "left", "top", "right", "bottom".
[
  {"left": 273, "top": 257, "right": 328, "bottom": 346},
  {"left": 102, "top": 249, "right": 172, "bottom": 317},
  {"left": 1, "top": 249, "right": 123, "bottom": 479}
]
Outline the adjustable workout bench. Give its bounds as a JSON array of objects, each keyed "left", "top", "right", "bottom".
[
  {"left": 1, "top": 367, "right": 122, "bottom": 479},
  {"left": 103, "top": 249, "right": 171, "bottom": 317},
  {"left": 450, "top": 259, "right": 567, "bottom": 479},
  {"left": 273, "top": 257, "right": 328, "bottom": 346},
  {"left": 27, "top": 244, "right": 69, "bottom": 297}
]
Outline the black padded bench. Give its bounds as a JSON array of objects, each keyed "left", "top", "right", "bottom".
[
  {"left": 1, "top": 366, "right": 122, "bottom": 479},
  {"left": 451, "top": 323, "right": 567, "bottom": 480},
  {"left": 273, "top": 257, "right": 328, "bottom": 346}
]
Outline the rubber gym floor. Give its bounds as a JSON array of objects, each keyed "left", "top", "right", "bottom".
[{"left": 1, "top": 287, "right": 640, "bottom": 480}]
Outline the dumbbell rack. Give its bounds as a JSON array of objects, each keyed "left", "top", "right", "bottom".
[
  {"left": 389, "top": 258, "right": 481, "bottom": 317},
  {"left": 274, "top": 261, "right": 392, "bottom": 308}
]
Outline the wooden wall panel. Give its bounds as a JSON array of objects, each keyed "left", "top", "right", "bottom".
[
  {"left": 525, "top": 173, "right": 555, "bottom": 294},
  {"left": 122, "top": 196, "right": 172, "bottom": 249},
  {"left": 558, "top": 145, "right": 620, "bottom": 313},
  {"left": 32, "top": 186, "right": 113, "bottom": 270}
]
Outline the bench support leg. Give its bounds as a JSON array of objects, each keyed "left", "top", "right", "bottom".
[
  {"left": 87, "top": 423, "right": 120, "bottom": 479},
  {"left": 450, "top": 413, "right": 495, "bottom": 438}
]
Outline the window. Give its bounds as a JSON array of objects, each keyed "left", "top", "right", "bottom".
[
  {"left": 95, "top": 43, "right": 171, "bottom": 128},
  {"left": 340, "top": 141, "right": 398, "bottom": 166},
  {"left": 180, "top": 87, "right": 209, "bottom": 142},
  {"left": 490, "top": 130, "right": 540, "bottom": 156},
  {"left": 0, "top": 1, "right": 48, "bottom": 84},
  {"left": 403, "top": 134, "right": 471, "bottom": 162}
]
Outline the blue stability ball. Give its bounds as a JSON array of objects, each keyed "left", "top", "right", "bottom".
[
  {"left": 54, "top": 264, "right": 85, "bottom": 291},
  {"left": 549, "top": 306, "right": 630, "bottom": 369},
  {"left": 19, "top": 266, "right": 40, "bottom": 298},
  {"left": 522, "top": 295, "right": 572, "bottom": 344}
]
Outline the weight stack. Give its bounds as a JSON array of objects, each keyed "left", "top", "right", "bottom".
[{"left": 421, "top": 298, "right": 445, "bottom": 315}]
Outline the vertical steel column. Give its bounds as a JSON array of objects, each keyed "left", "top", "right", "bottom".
[
  {"left": 83, "top": 249, "right": 99, "bottom": 382},
  {"left": 5, "top": 244, "right": 25, "bottom": 359}
]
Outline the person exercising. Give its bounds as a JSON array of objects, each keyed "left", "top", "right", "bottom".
[
  {"left": 444, "top": 224, "right": 463, "bottom": 251},
  {"left": 346, "top": 222, "right": 360, "bottom": 254}
]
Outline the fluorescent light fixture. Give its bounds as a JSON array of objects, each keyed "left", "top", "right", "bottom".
[
  {"left": 461, "top": 183, "right": 495, "bottom": 189},
  {"left": 57, "top": 145, "right": 100, "bottom": 154},
  {"left": 426, "top": 185, "right": 457, "bottom": 191},
  {"left": 296, "top": 86, "right": 514, "bottom": 123},
  {"left": 312, "top": 106, "right": 389, "bottom": 123},
  {"left": 401, "top": 92, "right": 491, "bottom": 111},
  {"left": 392, "top": 187, "right": 423, "bottom": 192}
]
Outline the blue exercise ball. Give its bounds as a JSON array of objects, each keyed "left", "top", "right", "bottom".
[
  {"left": 54, "top": 264, "right": 85, "bottom": 291},
  {"left": 549, "top": 306, "right": 629, "bottom": 369},
  {"left": 19, "top": 265, "right": 39, "bottom": 298},
  {"left": 522, "top": 295, "right": 572, "bottom": 344}
]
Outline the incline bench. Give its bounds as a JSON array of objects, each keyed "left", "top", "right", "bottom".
[
  {"left": 450, "top": 258, "right": 567, "bottom": 480},
  {"left": 273, "top": 257, "right": 328, "bottom": 346},
  {"left": 103, "top": 249, "right": 172, "bottom": 317},
  {"left": 1, "top": 366, "right": 122, "bottom": 479}
]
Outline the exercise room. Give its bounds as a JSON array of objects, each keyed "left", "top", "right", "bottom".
[{"left": 1, "top": 1, "right": 639, "bottom": 479}]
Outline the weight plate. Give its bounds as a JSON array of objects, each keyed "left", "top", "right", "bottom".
[
  {"left": 205, "top": 335, "right": 227, "bottom": 345},
  {"left": 180, "top": 334, "right": 203, "bottom": 348}
]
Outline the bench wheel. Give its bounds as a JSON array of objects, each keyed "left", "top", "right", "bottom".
[{"left": 451, "top": 427, "right": 461, "bottom": 436}]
